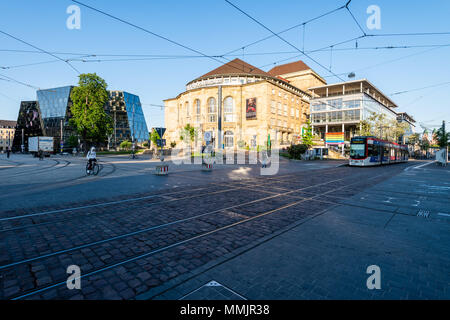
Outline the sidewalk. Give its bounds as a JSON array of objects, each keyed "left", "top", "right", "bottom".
[{"left": 140, "top": 163, "right": 450, "bottom": 300}]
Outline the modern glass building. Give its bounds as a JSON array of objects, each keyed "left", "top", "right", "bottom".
[
  {"left": 13, "top": 86, "right": 149, "bottom": 152},
  {"left": 12, "top": 101, "right": 44, "bottom": 152},
  {"left": 309, "top": 79, "right": 399, "bottom": 145},
  {"left": 107, "top": 91, "right": 149, "bottom": 148},
  {"left": 37, "top": 86, "right": 75, "bottom": 152}
]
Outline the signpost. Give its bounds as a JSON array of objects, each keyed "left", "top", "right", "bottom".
[{"left": 154, "top": 127, "right": 166, "bottom": 161}]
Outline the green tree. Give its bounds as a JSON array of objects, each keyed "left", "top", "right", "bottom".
[
  {"left": 435, "top": 123, "right": 449, "bottom": 148},
  {"left": 67, "top": 135, "right": 79, "bottom": 148},
  {"left": 180, "top": 124, "right": 196, "bottom": 149},
  {"left": 301, "top": 121, "right": 313, "bottom": 149},
  {"left": 69, "top": 73, "right": 113, "bottom": 151},
  {"left": 120, "top": 140, "right": 132, "bottom": 150},
  {"left": 150, "top": 129, "right": 161, "bottom": 150},
  {"left": 287, "top": 144, "right": 308, "bottom": 159}
]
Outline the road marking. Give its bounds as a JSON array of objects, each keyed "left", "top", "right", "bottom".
[
  {"left": 404, "top": 161, "right": 436, "bottom": 171},
  {"left": 437, "top": 212, "right": 450, "bottom": 217}
]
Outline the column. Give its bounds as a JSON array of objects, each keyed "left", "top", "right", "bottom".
[
  {"left": 325, "top": 124, "right": 328, "bottom": 148},
  {"left": 341, "top": 123, "right": 345, "bottom": 156}
]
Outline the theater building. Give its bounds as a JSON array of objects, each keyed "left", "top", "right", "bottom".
[{"left": 164, "top": 59, "right": 325, "bottom": 149}]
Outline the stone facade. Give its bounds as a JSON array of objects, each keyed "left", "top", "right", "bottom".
[
  {"left": 164, "top": 59, "right": 318, "bottom": 149},
  {"left": 0, "top": 120, "right": 16, "bottom": 151}
]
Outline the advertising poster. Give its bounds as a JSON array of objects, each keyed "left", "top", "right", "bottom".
[{"left": 246, "top": 98, "right": 257, "bottom": 120}]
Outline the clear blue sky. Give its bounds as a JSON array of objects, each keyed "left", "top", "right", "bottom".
[{"left": 1, "top": 0, "right": 449, "bottom": 132}]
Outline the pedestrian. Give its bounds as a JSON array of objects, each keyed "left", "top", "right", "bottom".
[{"left": 6, "top": 147, "right": 10, "bottom": 159}]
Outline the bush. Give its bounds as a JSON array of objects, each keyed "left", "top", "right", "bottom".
[
  {"left": 120, "top": 140, "right": 132, "bottom": 150},
  {"left": 287, "top": 144, "right": 308, "bottom": 160}
]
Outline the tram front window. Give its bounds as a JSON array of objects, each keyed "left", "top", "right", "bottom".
[{"left": 350, "top": 144, "right": 366, "bottom": 159}]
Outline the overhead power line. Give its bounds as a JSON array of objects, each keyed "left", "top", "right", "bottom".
[
  {"left": 345, "top": 0, "right": 366, "bottom": 36},
  {"left": 0, "top": 73, "right": 40, "bottom": 90},
  {"left": 0, "top": 29, "right": 80, "bottom": 74},
  {"left": 71, "top": 0, "right": 247, "bottom": 75},
  {"left": 221, "top": 2, "right": 348, "bottom": 57},
  {"left": 223, "top": 0, "right": 345, "bottom": 81},
  {"left": 390, "top": 81, "right": 450, "bottom": 96}
]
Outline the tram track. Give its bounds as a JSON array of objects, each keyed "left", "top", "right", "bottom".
[
  {"left": 1, "top": 168, "right": 392, "bottom": 300},
  {"left": 0, "top": 159, "right": 116, "bottom": 202},
  {"left": 0, "top": 166, "right": 344, "bottom": 229}
]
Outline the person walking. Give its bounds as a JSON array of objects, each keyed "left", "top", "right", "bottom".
[{"left": 6, "top": 147, "right": 10, "bottom": 159}]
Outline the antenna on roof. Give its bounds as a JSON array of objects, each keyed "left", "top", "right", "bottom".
[{"left": 348, "top": 72, "right": 355, "bottom": 79}]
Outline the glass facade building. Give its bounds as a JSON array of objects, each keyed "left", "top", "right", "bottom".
[
  {"left": 14, "top": 87, "right": 149, "bottom": 152},
  {"left": 107, "top": 91, "right": 149, "bottom": 147},
  {"left": 309, "top": 79, "right": 398, "bottom": 142},
  {"left": 12, "top": 101, "right": 44, "bottom": 152},
  {"left": 37, "top": 86, "right": 75, "bottom": 152}
]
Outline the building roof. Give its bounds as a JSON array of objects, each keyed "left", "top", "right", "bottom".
[
  {"left": 309, "top": 79, "right": 399, "bottom": 109},
  {"left": 268, "top": 60, "right": 311, "bottom": 76},
  {"left": 0, "top": 120, "right": 17, "bottom": 128},
  {"left": 196, "top": 58, "right": 271, "bottom": 79}
]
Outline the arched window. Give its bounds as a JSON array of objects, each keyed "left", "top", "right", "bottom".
[
  {"left": 224, "top": 131, "right": 234, "bottom": 148},
  {"left": 185, "top": 101, "right": 190, "bottom": 118},
  {"left": 224, "top": 97, "right": 234, "bottom": 122},
  {"left": 195, "top": 99, "right": 201, "bottom": 115},
  {"left": 194, "top": 99, "right": 201, "bottom": 123},
  {"left": 207, "top": 97, "right": 216, "bottom": 122}
]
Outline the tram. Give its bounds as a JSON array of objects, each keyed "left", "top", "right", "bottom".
[{"left": 349, "top": 136, "right": 409, "bottom": 166}]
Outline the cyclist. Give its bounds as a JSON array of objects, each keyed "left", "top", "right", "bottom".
[{"left": 86, "top": 146, "right": 97, "bottom": 172}]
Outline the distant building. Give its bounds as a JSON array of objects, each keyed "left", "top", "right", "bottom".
[
  {"left": 396, "top": 112, "right": 416, "bottom": 144},
  {"left": 164, "top": 58, "right": 320, "bottom": 149},
  {"left": 0, "top": 120, "right": 16, "bottom": 151},
  {"left": 12, "top": 87, "right": 149, "bottom": 152},
  {"left": 107, "top": 91, "right": 149, "bottom": 149},
  {"left": 11, "top": 101, "right": 43, "bottom": 152},
  {"left": 309, "top": 79, "right": 399, "bottom": 149}
]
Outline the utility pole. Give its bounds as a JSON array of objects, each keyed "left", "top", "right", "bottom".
[
  {"left": 114, "top": 110, "right": 117, "bottom": 151},
  {"left": 21, "top": 128, "right": 24, "bottom": 153},
  {"left": 60, "top": 119, "right": 63, "bottom": 153},
  {"left": 217, "top": 85, "right": 222, "bottom": 150}
]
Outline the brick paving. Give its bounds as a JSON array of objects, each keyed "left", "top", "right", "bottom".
[{"left": 0, "top": 161, "right": 416, "bottom": 300}]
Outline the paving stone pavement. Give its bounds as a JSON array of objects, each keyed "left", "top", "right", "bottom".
[
  {"left": 146, "top": 162, "right": 450, "bottom": 300},
  {"left": 2, "top": 159, "right": 446, "bottom": 300}
]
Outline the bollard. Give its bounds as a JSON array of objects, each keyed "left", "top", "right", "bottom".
[
  {"left": 202, "top": 163, "right": 213, "bottom": 171},
  {"left": 155, "top": 164, "right": 169, "bottom": 175}
]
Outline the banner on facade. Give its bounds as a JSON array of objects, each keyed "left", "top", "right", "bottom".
[
  {"left": 326, "top": 132, "right": 345, "bottom": 145},
  {"left": 246, "top": 98, "right": 257, "bottom": 120}
]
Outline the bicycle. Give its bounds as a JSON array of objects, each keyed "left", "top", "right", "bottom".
[{"left": 86, "top": 160, "right": 100, "bottom": 176}]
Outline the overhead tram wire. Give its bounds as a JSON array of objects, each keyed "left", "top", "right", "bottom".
[
  {"left": 223, "top": 0, "right": 345, "bottom": 82},
  {"left": 220, "top": 2, "right": 348, "bottom": 57},
  {"left": 390, "top": 81, "right": 450, "bottom": 96},
  {"left": 0, "top": 30, "right": 80, "bottom": 75},
  {"left": 321, "top": 44, "right": 449, "bottom": 79},
  {"left": 345, "top": 0, "right": 367, "bottom": 37},
  {"left": 71, "top": 0, "right": 252, "bottom": 76},
  {"left": 0, "top": 73, "right": 40, "bottom": 90}
]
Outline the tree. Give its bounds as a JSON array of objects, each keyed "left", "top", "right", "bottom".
[
  {"left": 435, "top": 123, "right": 449, "bottom": 148},
  {"left": 301, "top": 121, "right": 313, "bottom": 149},
  {"left": 180, "top": 124, "right": 196, "bottom": 149},
  {"left": 150, "top": 129, "right": 161, "bottom": 151},
  {"left": 120, "top": 140, "right": 132, "bottom": 150},
  {"left": 67, "top": 135, "right": 79, "bottom": 148},
  {"left": 69, "top": 73, "right": 113, "bottom": 151},
  {"left": 357, "top": 112, "right": 408, "bottom": 141}
]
